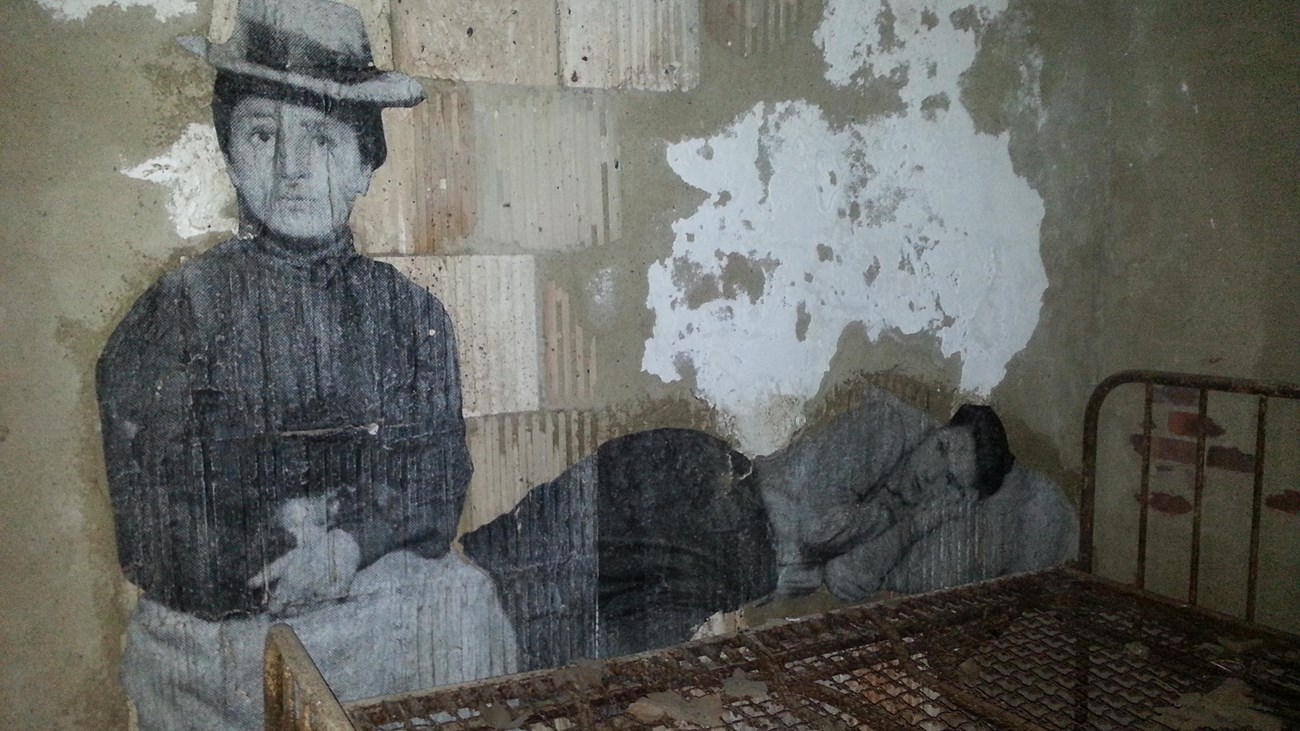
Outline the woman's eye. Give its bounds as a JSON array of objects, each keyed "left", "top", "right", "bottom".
[
  {"left": 313, "top": 133, "right": 335, "bottom": 149},
  {"left": 251, "top": 130, "right": 273, "bottom": 143}
]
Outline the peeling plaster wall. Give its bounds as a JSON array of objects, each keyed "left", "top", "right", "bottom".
[
  {"left": 1, "top": 0, "right": 1297, "bottom": 727},
  {"left": 643, "top": 0, "right": 1049, "bottom": 453}
]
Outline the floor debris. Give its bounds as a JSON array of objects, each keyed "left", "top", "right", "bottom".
[
  {"left": 626, "top": 691, "right": 724, "bottom": 726},
  {"left": 721, "top": 669, "right": 769, "bottom": 701},
  {"left": 1147, "top": 678, "right": 1283, "bottom": 731}
]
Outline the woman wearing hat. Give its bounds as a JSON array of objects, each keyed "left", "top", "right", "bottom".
[{"left": 96, "top": 1, "right": 516, "bottom": 727}]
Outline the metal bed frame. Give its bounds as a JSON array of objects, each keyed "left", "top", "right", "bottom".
[{"left": 265, "top": 370, "right": 1300, "bottom": 730}]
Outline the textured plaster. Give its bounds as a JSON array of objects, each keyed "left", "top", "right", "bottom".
[
  {"left": 1, "top": 4, "right": 207, "bottom": 728},
  {"left": 643, "top": 0, "right": 1046, "bottom": 454}
]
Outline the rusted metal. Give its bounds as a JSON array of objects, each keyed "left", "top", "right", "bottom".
[
  {"left": 862, "top": 613, "right": 1050, "bottom": 731},
  {"left": 1188, "top": 387, "right": 1209, "bottom": 605},
  {"left": 1079, "top": 369, "right": 1300, "bottom": 574},
  {"left": 313, "top": 568, "right": 1300, "bottom": 730},
  {"left": 1135, "top": 382, "right": 1154, "bottom": 589},
  {"left": 264, "top": 624, "right": 354, "bottom": 731},
  {"left": 1247, "top": 395, "right": 1268, "bottom": 621}
]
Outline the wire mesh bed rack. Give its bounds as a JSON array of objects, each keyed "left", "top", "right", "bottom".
[{"left": 264, "top": 370, "right": 1300, "bottom": 730}]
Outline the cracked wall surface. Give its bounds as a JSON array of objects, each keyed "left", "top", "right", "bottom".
[{"left": 2, "top": 0, "right": 1297, "bottom": 727}]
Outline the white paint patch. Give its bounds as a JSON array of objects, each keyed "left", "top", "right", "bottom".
[
  {"left": 123, "top": 124, "right": 237, "bottom": 240},
  {"left": 38, "top": 0, "right": 195, "bottom": 22},
  {"left": 643, "top": 0, "right": 1046, "bottom": 454}
]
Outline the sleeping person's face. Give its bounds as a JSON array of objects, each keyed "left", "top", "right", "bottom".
[
  {"left": 882, "top": 425, "right": 980, "bottom": 507},
  {"left": 226, "top": 96, "right": 372, "bottom": 241}
]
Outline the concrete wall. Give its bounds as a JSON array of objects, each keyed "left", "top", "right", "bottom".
[{"left": 0, "top": 0, "right": 1294, "bottom": 727}]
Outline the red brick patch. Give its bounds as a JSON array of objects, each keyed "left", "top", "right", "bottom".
[
  {"left": 1265, "top": 490, "right": 1300, "bottom": 516},
  {"left": 1130, "top": 435, "right": 1256, "bottom": 473},
  {"left": 1145, "top": 492, "right": 1193, "bottom": 515},
  {"left": 1130, "top": 435, "right": 1197, "bottom": 464},
  {"left": 1206, "top": 446, "right": 1255, "bottom": 473},
  {"left": 1167, "top": 412, "right": 1225, "bottom": 438}
]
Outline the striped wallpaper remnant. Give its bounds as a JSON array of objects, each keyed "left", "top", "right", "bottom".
[
  {"left": 386, "top": 256, "right": 540, "bottom": 417},
  {"left": 543, "top": 280, "right": 599, "bottom": 409},
  {"left": 354, "top": 86, "right": 476, "bottom": 255},
  {"left": 473, "top": 85, "right": 622, "bottom": 250},
  {"left": 704, "top": 0, "right": 805, "bottom": 57},
  {"left": 459, "top": 411, "right": 606, "bottom": 535},
  {"left": 558, "top": 0, "right": 701, "bottom": 91},
  {"left": 392, "top": 0, "right": 559, "bottom": 87}
]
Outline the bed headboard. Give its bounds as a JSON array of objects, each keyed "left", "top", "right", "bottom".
[{"left": 1079, "top": 369, "right": 1300, "bottom": 623}]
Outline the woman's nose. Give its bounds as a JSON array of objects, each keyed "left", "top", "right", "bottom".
[{"left": 274, "top": 132, "right": 311, "bottom": 182}]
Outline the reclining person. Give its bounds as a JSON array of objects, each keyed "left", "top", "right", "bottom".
[
  {"left": 754, "top": 388, "right": 1076, "bottom": 603},
  {"left": 464, "top": 384, "right": 1076, "bottom": 666}
]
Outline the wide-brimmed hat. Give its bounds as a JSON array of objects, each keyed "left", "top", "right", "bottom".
[{"left": 177, "top": 0, "right": 425, "bottom": 108}]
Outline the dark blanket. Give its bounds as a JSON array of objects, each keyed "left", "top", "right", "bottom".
[{"left": 461, "top": 428, "right": 775, "bottom": 669}]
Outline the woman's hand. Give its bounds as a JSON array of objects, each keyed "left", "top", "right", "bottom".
[{"left": 247, "top": 497, "right": 361, "bottom": 617}]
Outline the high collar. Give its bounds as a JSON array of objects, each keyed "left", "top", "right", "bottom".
[{"left": 245, "top": 226, "right": 360, "bottom": 286}]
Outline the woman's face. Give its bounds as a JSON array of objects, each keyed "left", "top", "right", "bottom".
[{"left": 226, "top": 95, "right": 373, "bottom": 241}]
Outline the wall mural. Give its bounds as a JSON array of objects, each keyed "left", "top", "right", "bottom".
[
  {"left": 95, "top": 0, "right": 1077, "bottom": 728},
  {"left": 95, "top": 1, "right": 517, "bottom": 727}
]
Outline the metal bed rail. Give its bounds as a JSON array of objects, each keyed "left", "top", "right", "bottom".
[
  {"left": 338, "top": 568, "right": 1300, "bottom": 730},
  {"left": 264, "top": 623, "right": 355, "bottom": 731},
  {"left": 1079, "top": 369, "right": 1300, "bottom": 621}
]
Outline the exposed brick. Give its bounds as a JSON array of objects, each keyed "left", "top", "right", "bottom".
[
  {"left": 1264, "top": 490, "right": 1300, "bottom": 516},
  {"left": 1130, "top": 434, "right": 1197, "bottom": 464},
  {"left": 1166, "top": 411, "right": 1225, "bottom": 438},
  {"left": 1144, "top": 492, "right": 1192, "bottom": 516},
  {"left": 1205, "top": 446, "right": 1255, "bottom": 473},
  {"left": 1153, "top": 386, "right": 1198, "bottom": 406}
]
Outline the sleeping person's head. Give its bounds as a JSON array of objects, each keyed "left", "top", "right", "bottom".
[
  {"left": 882, "top": 403, "right": 1015, "bottom": 507},
  {"left": 946, "top": 404, "right": 1015, "bottom": 497}
]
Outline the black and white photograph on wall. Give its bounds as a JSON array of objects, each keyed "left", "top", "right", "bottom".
[
  {"left": 94, "top": 1, "right": 1079, "bottom": 728},
  {"left": 465, "top": 385, "right": 1078, "bottom": 672},
  {"left": 95, "top": 1, "right": 517, "bottom": 727}
]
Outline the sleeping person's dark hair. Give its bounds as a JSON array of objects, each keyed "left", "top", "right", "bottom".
[
  {"left": 211, "top": 70, "right": 388, "bottom": 173},
  {"left": 948, "top": 404, "right": 1015, "bottom": 497}
]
